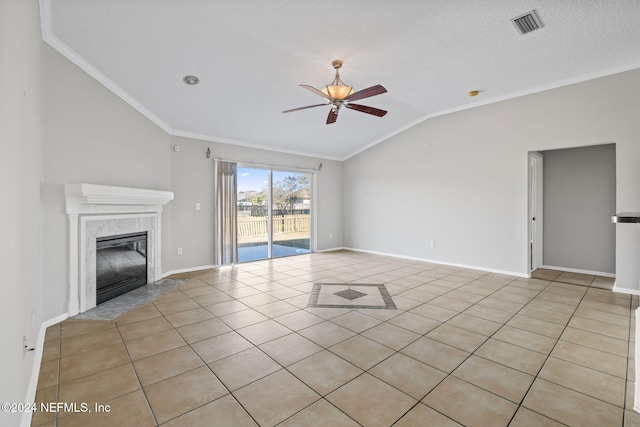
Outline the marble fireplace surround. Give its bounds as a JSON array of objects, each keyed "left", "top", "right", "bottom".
[{"left": 65, "top": 184, "right": 174, "bottom": 316}]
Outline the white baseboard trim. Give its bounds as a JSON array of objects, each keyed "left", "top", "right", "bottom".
[
  {"left": 611, "top": 282, "right": 640, "bottom": 296},
  {"left": 161, "top": 252, "right": 355, "bottom": 274},
  {"left": 343, "top": 247, "right": 528, "bottom": 278},
  {"left": 316, "top": 246, "right": 346, "bottom": 253},
  {"left": 635, "top": 309, "right": 640, "bottom": 414},
  {"left": 20, "top": 312, "right": 69, "bottom": 427},
  {"left": 162, "top": 265, "right": 217, "bottom": 277},
  {"left": 540, "top": 264, "right": 616, "bottom": 278}
]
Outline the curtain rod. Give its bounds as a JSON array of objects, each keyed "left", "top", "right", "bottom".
[{"left": 213, "top": 158, "right": 321, "bottom": 173}]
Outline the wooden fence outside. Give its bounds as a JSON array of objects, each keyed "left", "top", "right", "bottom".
[{"left": 237, "top": 214, "right": 310, "bottom": 238}]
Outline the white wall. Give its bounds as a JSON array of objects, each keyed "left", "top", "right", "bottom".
[
  {"left": 168, "top": 138, "right": 215, "bottom": 271},
  {"left": 168, "top": 136, "right": 344, "bottom": 272},
  {"left": 39, "top": 43, "right": 345, "bottom": 318},
  {"left": 542, "top": 144, "right": 616, "bottom": 274},
  {"left": 343, "top": 68, "right": 640, "bottom": 291},
  {"left": 0, "top": 0, "right": 44, "bottom": 424},
  {"left": 41, "top": 44, "right": 173, "bottom": 319}
]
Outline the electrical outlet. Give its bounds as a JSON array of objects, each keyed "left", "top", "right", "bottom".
[
  {"left": 429, "top": 241, "right": 436, "bottom": 248},
  {"left": 329, "top": 233, "right": 333, "bottom": 239},
  {"left": 195, "top": 203, "right": 201, "bottom": 210},
  {"left": 178, "top": 248, "right": 183, "bottom": 255}
]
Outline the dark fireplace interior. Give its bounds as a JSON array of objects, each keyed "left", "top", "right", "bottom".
[{"left": 96, "top": 232, "right": 148, "bottom": 304}]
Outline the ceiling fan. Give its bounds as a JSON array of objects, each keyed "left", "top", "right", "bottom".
[{"left": 283, "top": 60, "right": 388, "bottom": 124}]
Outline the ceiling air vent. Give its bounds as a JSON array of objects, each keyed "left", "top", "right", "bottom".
[{"left": 511, "top": 10, "right": 543, "bottom": 35}]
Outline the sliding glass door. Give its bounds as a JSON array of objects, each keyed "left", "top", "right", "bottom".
[
  {"left": 272, "top": 170, "right": 311, "bottom": 258},
  {"left": 236, "top": 167, "right": 312, "bottom": 262},
  {"left": 236, "top": 167, "right": 270, "bottom": 262}
]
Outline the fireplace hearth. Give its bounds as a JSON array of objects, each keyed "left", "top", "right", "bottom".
[{"left": 96, "top": 232, "right": 148, "bottom": 304}]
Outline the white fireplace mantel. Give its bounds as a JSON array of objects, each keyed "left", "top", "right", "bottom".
[
  {"left": 65, "top": 183, "right": 174, "bottom": 214},
  {"left": 65, "top": 184, "right": 174, "bottom": 316}
]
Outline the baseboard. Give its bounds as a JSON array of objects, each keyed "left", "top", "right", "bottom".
[
  {"left": 316, "top": 246, "right": 346, "bottom": 253},
  {"left": 160, "top": 252, "right": 355, "bottom": 274},
  {"left": 635, "top": 309, "right": 640, "bottom": 414},
  {"left": 540, "top": 264, "right": 616, "bottom": 278},
  {"left": 20, "top": 312, "right": 69, "bottom": 427},
  {"left": 343, "top": 247, "right": 528, "bottom": 278},
  {"left": 611, "top": 282, "right": 640, "bottom": 296},
  {"left": 161, "top": 250, "right": 358, "bottom": 274},
  {"left": 162, "top": 265, "right": 217, "bottom": 277}
]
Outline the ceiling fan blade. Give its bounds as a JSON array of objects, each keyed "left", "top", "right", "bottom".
[
  {"left": 345, "top": 103, "right": 388, "bottom": 117},
  {"left": 344, "top": 84, "right": 387, "bottom": 102},
  {"left": 326, "top": 109, "right": 338, "bottom": 124},
  {"left": 300, "top": 84, "right": 331, "bottom": 100},
  {"left": 282, "top": 103, "right": 328, "bottom": 113}
]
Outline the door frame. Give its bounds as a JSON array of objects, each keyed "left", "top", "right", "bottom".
[
  {"left": 528, "top": 152, "right": 544, "bottom": 273},
  {"left": 236, "top": 164, "right": 314, "bottom": 262}
]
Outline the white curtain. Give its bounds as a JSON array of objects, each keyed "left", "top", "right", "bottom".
[{"left": 215, "top": 160, "right": 237, "bottom": 265}]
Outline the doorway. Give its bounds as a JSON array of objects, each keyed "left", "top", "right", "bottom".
[
  {"left": 236, "top": 167, "right": 312, "bottom": 262},
  {"left": 528, "top": 144, "right": 616, "bottom": 276}
]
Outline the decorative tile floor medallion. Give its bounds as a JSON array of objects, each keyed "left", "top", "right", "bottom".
[
  {"left": 308, "top": 283, "right": 397, "bottom": 309},
  {"left": 334, "top": 289, "right": 368, "bottom": 301}
]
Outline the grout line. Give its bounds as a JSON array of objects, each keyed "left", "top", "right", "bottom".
[
  {"left": 36, "top": 255, "right": 629, "bottom": 426},
  {"left": 502, "top": 279, "right": 583, "bottom": 426},
  {"left": 508, "top": 282, "right": 632, "bottom": 425},
  {"left": 393, "top": 272, "right": 623, "bottom": 425},
  {"left": 112, "top": 321, "right": 159, "bottom": 427},
  {"left": 402, "top": 273, "right": 537, "bottom": 424},
  {"left": 620, "top": 295, "right": 636, "bottom": 426},
  {"left": 125, "top": 283, "right": 254, "bottom": 427}
]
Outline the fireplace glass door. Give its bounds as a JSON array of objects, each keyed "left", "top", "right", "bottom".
[{"left": 96, "top": 232, "right": 148, "bottom": 304}]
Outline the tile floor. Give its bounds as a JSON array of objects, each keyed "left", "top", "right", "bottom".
[{"left": 31, "top": 251, "right": 640, "bottom": 426}]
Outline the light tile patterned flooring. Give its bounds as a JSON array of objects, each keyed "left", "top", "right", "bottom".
[{"left": 32, "top": 251, "right": 640, "bottom": 426}]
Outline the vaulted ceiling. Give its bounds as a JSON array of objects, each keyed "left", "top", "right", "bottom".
[{"left": 41, "top": 0, "right": 640, "bottom": 160}]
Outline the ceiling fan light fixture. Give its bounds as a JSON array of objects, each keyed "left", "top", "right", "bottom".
[
  {"left": 283, "top": 59, "right": 387, "bottom": 124},
  {"left": 323, "top": 84, "right": 353, "bottom": 100},
  {"left": 320, "top": 59, "right": 353, "bottom": 100}
]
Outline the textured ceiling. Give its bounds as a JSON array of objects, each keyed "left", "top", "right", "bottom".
[{"left": 41, "top": 0, "right": 640, "bottom": 160}]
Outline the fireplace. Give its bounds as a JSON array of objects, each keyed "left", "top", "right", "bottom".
[
  {"left": 65, "top": 183, "right": 174, "bottom": 315},
  {"left": 96, "top": 232, "right": 148, "bottom": 304}
]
